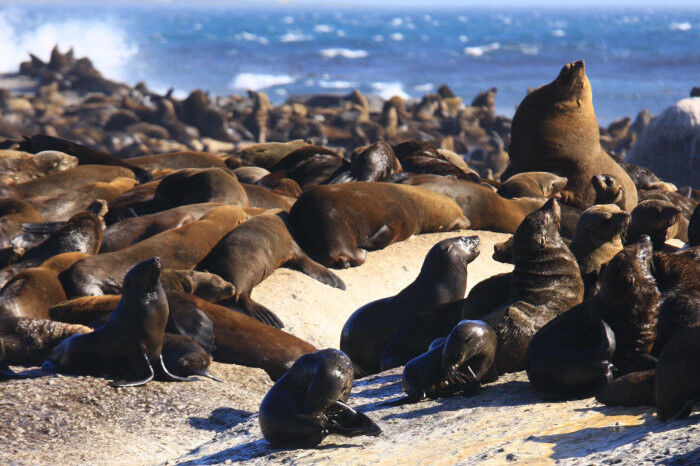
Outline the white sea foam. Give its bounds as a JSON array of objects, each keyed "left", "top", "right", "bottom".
[
  {"left": 413, "top": 83, "right": 434, "bottom": 92},
  {"left": 0, "top": 10, "right": 137, "bottom": 80},
  {"left": 463, "top": 42, "right": 501, "bottom": 57},
  {"left": 320, "top": 48, "right": 368, "bottom": 59},
  {"left": 313, "top": 24, "right": 333, "bottom": 33},
  {"left": 235, "top": 32, "right": 268, "bottom": 44},
  {"left": 459, "top": 35, "right": 469, "bottom": 43},
  {"left": 391, "top": 17, "right": 403, "bottom": 27},
  {"left": 391, "top": 33, "right": 404, "bottom": 41},
  {"left": 371, "top": 82, "right": 409, "bottom": 100},
  {"left": 552, "top": 29, "right": 566, "bottom": 37},
  {"left": 282, "top": 16, "right": 294, "bottom": 24},
  {"left": 669, "top": 22, "right": 691, "bottom": 31},
  {"left": 373, "top": 35, "right": 384, "bottom": 42},
  {"left": 280, "top": 32, "right": 312, "bottom": 43},
  {"left": 319, "top": 80, "right": 357, "bottom": 89},
  {"left": 229, "top": 73, "right": 294, "bottom": 91}
]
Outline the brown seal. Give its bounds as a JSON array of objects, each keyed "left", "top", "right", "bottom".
[
  {"left": 569, "top": 204, "right": 630, "bottom": 298},
  {"left": 264, "top": 145, "right": 348, "bottom": 189},
  {"left": 128, "top": 151, "right": 227, "bottom": 173},
  {"left": 227, "top": 139, "right": 309, "bottom": 169},
  {"left": 232, "top": 166, "right": 270, "bottom": 184},
  {"left": 625, "top": 199, "right": 681, "bottom": 251},
  {"left": 340, "top": 236, "right": 480, "bottom": 376},
  {"left": 60, "top": 206, "right": 248, "bottom": 297},
  {"left": 151, "top": 168, "right": 248, "bottom": 210},
  {"left": 0, "top": 149, "right": 77, "bottom": 185},
  {"left": 0, "top": 252, "right": 88, "bottom": 319},
  {"left": 639, "top": 188, "right": 697, "bottom": 242},
  {"left": 18, "top": 134, "right": 151, "bottom": 183},
  {"left": 0, "top": 199, "right": 43, "bottom": 248},
  {"left": 0, "top": 211, "right": 103, "bottom": 288},
  {"left": 465, "top": 199, "right": 585, "bottom": 374},
  {"left": 11, "top": 164, "right": 134, "bottom": 198},
  {"left": 497, "top": 172, "right": 568, "bottom": 200},
  {"left": 47, "top": 257, "right": 191, "bottom": 387},
  {"left": 595, "top": 370, "right": 656, "bottom": 407},
  {"left": 395, "top": 173, "right": 545, "bottom": 233},
  {"left": 100, "top": 202, "right": 226, "bottom": 252},
  {"left": 259, "top": 349, "right": 380, "bottom": 448},
  {"left": 328, "top": 142, "right": 402, "bottom": 183},
  {"left": 196, "top": 212, "right": 345, "bottom": 328},
  {"left": 241, "top": 183, "right": 295, "bottom": 211},
  {"left": 290, "top": 182, "right": 470, "bottom": 268},
  {"left": 655, "top": 322, "right": 699, "bottom": 421},
  {"left": 161, "top": 333, "right": 220, "bottom": 381},
  {"left": 508, "top": 60, "right": 638, "bottom": 211}
]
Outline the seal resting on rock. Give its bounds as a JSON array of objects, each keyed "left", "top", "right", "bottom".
[
  {"left": 290, "top": 182, "right": 470, "bottom": 268},
  {"left": 508, "top": 60, "right": 637, "bottom": 211},
  {"left": 497, "top": 172, "right": 568, "bottom": 200},
  {"left": 47, "top": 257, "right": 192, "bottom": 387},
  {"left": 259, "top": 349, "right": 381, "bottom": 448},
  {"left": 340, "top": 236, "right": 480, "bottom": 376}
]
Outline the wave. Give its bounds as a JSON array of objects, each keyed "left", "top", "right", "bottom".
[
  {"left": 552, "top": 29, "right": 566, "bottom": 37},
  {"left": 413, "top": 83, "right": 434, "bottom": 92},
  {"left": 390, "top": 33, "right": 404, "bottom": 41},
  {"left": 319, "top": 80, "right": 358, "bottom": 89},
  {"left": 235, "top": 32, "right": 268, "bottom": 44},
  {"left": 229, "top": 73, "right": 294, "bottom": 91},
  {"left": 0, "top": 9, "right": 137, "bottom": 81},
  {"left": 313, "top": 24, "right": 333, "bottom": 33},
  {"left": 279, "top": 32, "right": 312, "bottom": 43},
  {"left": 320, "top": 48, "right": 368, "bottom": 59},
  {"left": 371, "top": 82, "right": 409, "bottom": 100},
  {"left": 669, "top": 22, "right": 691, "bottom": 31},
  {"left": 463, "top": 42, "right": 501, "bottom": 57}
]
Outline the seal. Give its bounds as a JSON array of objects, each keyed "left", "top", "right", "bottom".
[
  {"left": 290, "top": 182, "right": 470, "bottom": 268},
  {"left": 401, "top": 320, "right": 497, "bottom": 402},
  {"left": 241, "top": 183, "right": 295, "bottom": 211},
  {"left": 595, "top": 369, "right": 656, "bottom": 407},
  {"left": 0, "top": 252, "right": 88, "bottom": 320},
  {"left": 497, "top": 172, "right": 568, "bottom": 200},
  {"left": 196, "top": 212, "right": 345, "bottom": 328},
  {"left": 232, "top": 166, "right": 270, "bottom": 184},
  {"left": 0, "top": 199, "right": 43, "bottom": 248},
  {"left": 11, "top": 164, "right": 134, "bottom": 198},
  {"left": 690, "top": 204, "right": 700, "bottom": 246},
  {"left": 100, "top": 202, "right": 226, "bottom": 252},
  {"left": 340, "top": 236, "right": 480, "bottom": 376},
  {"left": 508, "top": 60, "right": 638, "bottom": 211},
  {"left": 0, "top": 211, "right": 103, "bottom": 288},
  {"left": 159, "top": 268, "right": 236, "bottom": 302},
  {"left": 265, "top": 145, "right": 348, "bottom": 189},
  {"left": 655, "top": 322, "right": 699, "bottom": 421},
  {"left": 625, "top": 199, "right": 681, "bottom": 251},
  {"left": 18, "top": 134, "right": 151, "bottom": 183},
  {"left": 569, "top": 204, "right": 630, "bottom": 299},
  {"left": 128, "top": 151, "right": 227, "bottom": 173},
  {"left": 60, "top": 206, "right": 248, "bottom": 297},
  {"left": 47, "top": 257, "right": 191, "bottom": 387},
  {"left": 328, "top": 142, "right": 402, "bottom": 183},
  {"left": 227, "top": 139, "right": 309, "bottom": 169},
  {"left": 466, "top": 199, "right": 585, "bottom": 374},
  {"left": 162, "top": 333, "right": 221, "bottom": 381},
  {"left": 0, "top": 317, "right": 91, "bottom": 367},
  {"left": 151, "top": 168, "right": 248, "bottom": 211},
  {"left": 259, "top": 349, "right": 381, "bottom": 448},
  {"left": 394, "top": 173, "right": 545, "bottom": 233},
  {"left": 639, "top": 188, "right": 697, "bottom": 242},
  {"left": 591, "top": 174, "right": 625, "bottom": 206},
  {"left": 0, "top": 149, "right": 77, "bottom": 185}
]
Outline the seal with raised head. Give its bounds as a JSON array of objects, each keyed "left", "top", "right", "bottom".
[
  {"left": 259, "top": 349, "right": 381, "bottom": 448},
  {"left": 196, "top": 212, "right": 345, "bottom": 328},
  {"left": 625, "top": 199, "right": 681, "bottom": 251},
  {"left": 60, "top": 206, "right": 248, "bottom": 297},
  {"left": 508, "top": 60, "right": 637, "bottom": 211},
  {"left": 290, "top": 182, "right": 470, "bottom": 268},
  {"left": 47, "top": 257, "right": 191, "bottom": 387},
  {"left": 340, "top": 236, "right": 480, "bottom": 376},
  {"left": 497, "top": 172, "right": 568, "bottom": 200}
]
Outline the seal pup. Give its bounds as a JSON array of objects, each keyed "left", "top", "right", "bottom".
[
  {"left": 497, "top": 172, "right": 568, "bottom": 200},
  {"left": 625, "top": 199, "right": 681, "bottom": 251},
  {"left": 508, "top": 60, "right": 637, "bottom": 211},
  {"left": 340, "top": 236, "right": 480, "bottom": 376},
  {"left": 595, "top": 370, "right": 656, "bottom": 407},
  {"left": 0, "top": 149, "right": 77, "bottom": 185},
  {"left": 196, "top": 212, "right": 345, "bottom": 328},
  {"left": 47, "top": 257, "right": 191, "bottom": 387},
  {"left": 655, "top": 322, "right": 699, "bottom": 421},
  {"left": 327, "top": 142, "right": 402, "bottom": 184},
  {"left": 259, "top": 349, "right": 381, "bottom": 448},
  {"left": 265, "top": 145, "right": 348, "bottom": 189},
  {"left": 290, "top": 182, "right": 469, "bottom": 268},
  {"left": 401, "top": 320, "right": 497, "bottom": 403},
  {"left": 60, "top": 206, "right": 248, "bottom": 297}
]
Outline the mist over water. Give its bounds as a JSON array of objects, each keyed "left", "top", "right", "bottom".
[{"left": 1, "top": 5, "right": 698, "bottom": 124}]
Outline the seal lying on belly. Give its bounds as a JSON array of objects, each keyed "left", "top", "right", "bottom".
[
  {"left": 289, "top": 182, "right": 470, "bottom": 268},
  {"left": 47, "top": 257, "right": 191, "bottom": 387},
  {"left": 340, "top": 236, "right": 480, "bottom": 376},
  {"left": 10, "top": 164, "right": 134, "bottom": 198},
  {"left": 259, "top": 349, "right": 381, "bottom": 448},
  {"left": 60, "top": 206, "right": 248, "bottom": 297},
  {"left": 0, "top": 199, "right": 43, "bottom": 248},
  {"left": 508, "top": 60, "right": 637, "bottom": 211},
  {"left": 196, "top": 212, "right": 345, "bottom": 328}
]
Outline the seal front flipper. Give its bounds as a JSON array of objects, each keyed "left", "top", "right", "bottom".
[
  {"left": 109, "top": 351, "right": 154, "bottom": 388},
  {"left": 325, "top": 401, "right": 381, "bottom": 437},
  {"left": 291, "top": 253, "right": 346, "bottom": 290},
  {"left": 359, "top": 225, "right": 397, "bottom": 250},
  {"left": 237, "top": 293, "right": 284, "bottom": 329}
]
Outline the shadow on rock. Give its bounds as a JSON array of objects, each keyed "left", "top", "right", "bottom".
[
  {"left": 189, "top": 407, "right": 253, "bottom": 432},
  {"left": 180, "top": 439, "right": 356, "bottom": 464}
]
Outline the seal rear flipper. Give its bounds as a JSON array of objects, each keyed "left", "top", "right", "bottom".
[
  {"left": 326, "top": 401, "right": 381, "bottom": 437},
  {"left": 291, "top": 254, "right": 346, "bottom": 290},
  {"left": 155, "top": 354, "right": 195, "bottom": 382},
  {"left": 359, "top": 225, "right": 397, "bottom": 251},
  {"left": 326, "top": 169, "right": 355, "bottom": 185},
  {"left": 166, "top": 293, "right": 216, "bottom": 353},
  {"left": 109, "top": 351, "right": 154, "bottom": 388},
  {"left": 20, "top": 221, "right": 67, "bottom": 235},
  {"left": 237, "top": 293, "right": 285, "bottom": 329}
]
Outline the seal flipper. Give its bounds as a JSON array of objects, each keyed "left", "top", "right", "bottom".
[
  {"left": 166, "top": 293, "right": 216, "bottom": 353},
  {"left": 237, "top": 293, "right": 284, "bottom": 329},
  {"left": 480, "top": 363, "right": 500, "bottom": 384},
  {"left": 154, "top": 354, "right": 195, "bottom": 382},
  {"left": 359, "top": 225, "right": 397, "bottom": 250},
  {"left": 325, "top": 401, "right": 382, "bottom": 437},
  {"left": 109, "top": 351, "right": 154, "bottom": 388},
  {"left": 290, "top": 253, "right": 346, "bottom": 290},
  {"left": 20, "top": 221, "right": 67, "bottom": 235}
]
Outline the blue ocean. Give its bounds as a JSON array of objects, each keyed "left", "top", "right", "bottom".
[{"left": 1, "top": 5, "right": 698, "bottom": 124}]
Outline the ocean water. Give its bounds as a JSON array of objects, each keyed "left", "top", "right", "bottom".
[{"left": 0, "top": 5, "right": 698, "bottom": 124}]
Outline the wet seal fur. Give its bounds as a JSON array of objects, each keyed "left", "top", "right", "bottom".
[
  {"left": 340, "top": 236, "right": 480, "bottom": 376},
  {"left": 47, "top": 257, "right": 192, "bottom": 387},
  {"left": 290, "top": 182, "right": 470, "bottom": 268},
  {"left": 259, "top": 349, "right": 381, "bottom": 448},
  {"left": 328, "top": 142, "right": 402, "bottom": 184},
  {"left": 508, "top": 60, "right": 637, "bottom": 211}
]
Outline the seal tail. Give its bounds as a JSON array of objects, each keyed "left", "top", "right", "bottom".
[{"left": 292, "top": 254, "right": 346, "bottom": 290}]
